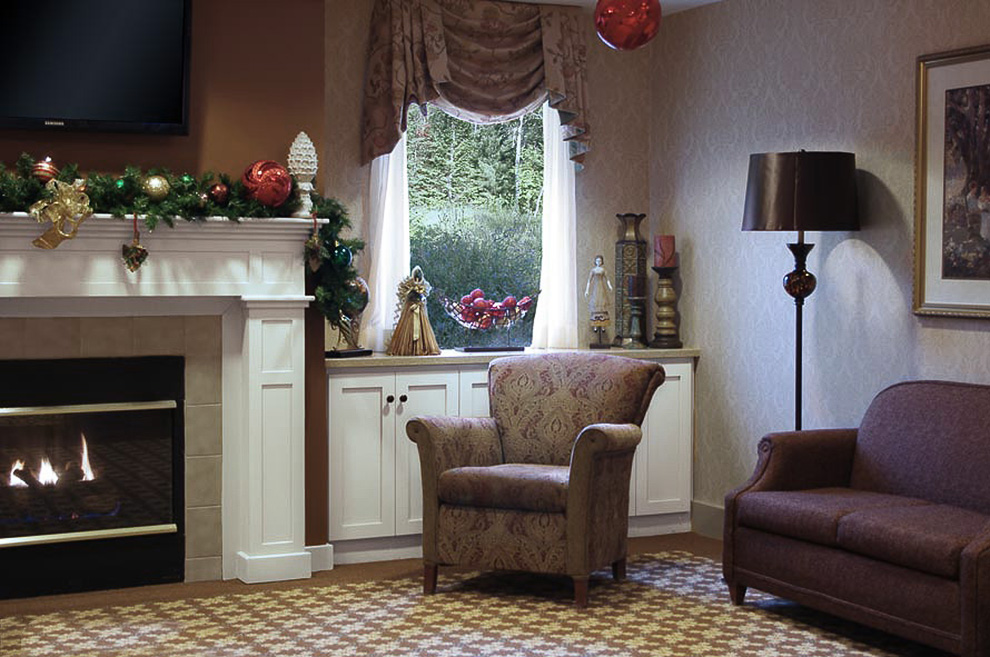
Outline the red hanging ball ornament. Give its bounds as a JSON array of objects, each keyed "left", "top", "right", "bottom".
[
  {"left": 595, "top": 0, "right": 662, "bottom": 51},
  {"left": 242, "top": 160, "right": 292, "bottom": 208},
  {"left": 32, "top": 157, "right": 60, "bottom": 184}
]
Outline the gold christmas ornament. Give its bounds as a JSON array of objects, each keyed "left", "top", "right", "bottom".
[
  {"left": 142, "top": 174, "right": 171, "bottom": 201},
  {"left": 29, "top": 179, "right": 92, "bottom": 249}
]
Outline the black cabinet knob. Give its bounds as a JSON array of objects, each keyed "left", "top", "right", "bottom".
[
  {"left": 399, "top": 394, "right": 408, "bottom": 403},
  {"left": 386, "top": 395, "right": 395, "bottom": 404}
]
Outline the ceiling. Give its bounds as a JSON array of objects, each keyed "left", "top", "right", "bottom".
[{"left": 515, "top": 0, "right": 722, "bottom": 14}]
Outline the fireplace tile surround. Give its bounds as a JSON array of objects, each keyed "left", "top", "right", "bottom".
[{"left": 0, "top": 316, "right": 223, "bottom": 582}]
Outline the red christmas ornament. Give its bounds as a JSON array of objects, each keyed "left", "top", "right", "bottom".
[
  {"left": 32, "top": 157, "right": 60, "bottom": 184},
  {"left": 208, "top": 182, "right": 230, "bottom": 205},
  {"left": 242, "top": 160, "right": 292, "bottom": 208},
  {"left": 595, "top": 0, "right": 662, "bottom": 51}
]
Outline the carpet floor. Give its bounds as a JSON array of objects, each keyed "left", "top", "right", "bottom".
[{"left": 0, "top": 550, "right": 948, "bottom": 657}]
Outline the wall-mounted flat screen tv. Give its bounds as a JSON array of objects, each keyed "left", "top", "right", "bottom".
[{"left": 0, "top": 0, "right": 191, "bottom": 135}]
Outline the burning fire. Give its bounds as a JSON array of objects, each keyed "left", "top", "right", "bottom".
[
  {"left": 9, "top": 460, "right": 26, "bottom": 487},
  {"left": 7, "top": 434, "right": 97, "bottom": 487}
]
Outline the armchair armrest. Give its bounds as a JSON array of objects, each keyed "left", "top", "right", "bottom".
[
  {"left": 961, "top": 523, "right": 990, "bottom": 657},
  {"left": 566, "top": 423, "right": 642, "bottom": 574},
  {"left": 405, "top": 415, "right": 502, "bottom": 563}
]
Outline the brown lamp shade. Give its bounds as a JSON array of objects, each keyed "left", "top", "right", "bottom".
[{"left": 742, "top": 151, "right": 860, "bottom": 232}]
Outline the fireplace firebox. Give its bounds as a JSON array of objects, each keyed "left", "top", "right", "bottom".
[{"left": 0, "top": 357, "right": 184, "bottom": 598}]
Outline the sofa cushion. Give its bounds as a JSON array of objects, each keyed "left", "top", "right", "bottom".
[
  {"left": 736, "top": 487, "right": 930, "bottom": 546},
  {"left": 438, "top": 464, "right": 569, "bottom": 513},
  {"left": 837, "top": 504, "right": 989, "bottom": 579}
]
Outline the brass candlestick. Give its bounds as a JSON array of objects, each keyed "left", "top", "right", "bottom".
[{"left": 650, "top": 266, "right": 682, "bottom": 349}]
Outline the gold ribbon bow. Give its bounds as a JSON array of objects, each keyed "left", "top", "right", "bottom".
[{"left": 29, "top": 179, "right": 93, "bottom": 249}]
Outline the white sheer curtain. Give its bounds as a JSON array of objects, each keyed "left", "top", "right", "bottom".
[
  {"left": 530, "top": 104, "right": 579, "bottom": 349},
  {"left": 358, "top": 135, "right": 410, "bottom": 352}
]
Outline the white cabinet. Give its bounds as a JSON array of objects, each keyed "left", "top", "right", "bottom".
[
  {"left": 327, "top": 351, "right": 696, "bottom": 562},
  {"left": 632, "top": 360, "right": 693, "bottom": 516},
  {"left": 329, "top": 370, "right": 458, "bottom": 541}
]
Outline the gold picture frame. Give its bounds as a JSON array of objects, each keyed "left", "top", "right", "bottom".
[{"left": 915, "top": 45, "right": 990, "bottom": 318}]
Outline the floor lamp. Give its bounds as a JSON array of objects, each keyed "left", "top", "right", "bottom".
[{"left": 742, "top": 151, "right": 860, "bottom": 430}]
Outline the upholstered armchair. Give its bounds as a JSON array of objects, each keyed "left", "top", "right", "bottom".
[{"left": 405, "top": 352, "right": 664, "bottom": 606}]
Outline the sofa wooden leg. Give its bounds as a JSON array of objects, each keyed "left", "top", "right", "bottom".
[
  {"left": 612, "top": 558, "right": 626, "bottom": 581},
  {"left": 729, "top": 583, "right": 747, "bottom": 605},
  {"left": 424, "top": 563, "right": 438, "bottom": 595},
  {"left": 573, "top": 576, "right": 589, "bottom": 608}
]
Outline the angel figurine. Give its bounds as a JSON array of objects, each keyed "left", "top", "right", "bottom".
[
  {"left": 386, "top": 265, "right": 441, "bottom": 356},
  {"left": 585, "top": 255, "right": 613, "bottom": 348}
]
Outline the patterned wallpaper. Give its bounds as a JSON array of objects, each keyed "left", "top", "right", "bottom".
[{"left": 650, "top": 0, "right": 990, "bottom": 507}]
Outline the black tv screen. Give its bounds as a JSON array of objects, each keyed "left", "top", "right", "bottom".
[{"left": 0, "top": 0, "right": 191, "bottom": 134}]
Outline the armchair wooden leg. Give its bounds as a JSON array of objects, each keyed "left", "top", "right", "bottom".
[
  {"left": 612, "top": 558, "right": 626, "bottom": 581},
  {"left": 424, "top": 563, "right": 438, "bottom": 595},
  {"left": 573, "top": 576, "right": 589, "bottom": 608},
  {"left": 728, "top": 583, "right": 747, "bottom": 605}
]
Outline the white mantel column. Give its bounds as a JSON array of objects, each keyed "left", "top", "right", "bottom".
[{"left": 223, "top": 296, "right": 312, "bottom": 583}]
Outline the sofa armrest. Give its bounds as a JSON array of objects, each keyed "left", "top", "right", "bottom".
[
  {"left": 728, "top": 428, "right": 859, "bottom": 499},
  {"left": 960, "top": 523, "right": 990, "bottom": 657},
  {"left": 722, "top": 428, "right": 858, "bottom": 585},
  {"left": 566, "top": 423, "right": 642, "bottom": 574}
]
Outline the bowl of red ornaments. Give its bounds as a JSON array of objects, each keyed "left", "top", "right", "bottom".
[{"left": 439, "top": 288, "right": 537, "bottom": 333}]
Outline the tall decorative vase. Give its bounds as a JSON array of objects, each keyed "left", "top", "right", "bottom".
[{"left": 614, "top": 213, "right": 647, "bottom": 347}]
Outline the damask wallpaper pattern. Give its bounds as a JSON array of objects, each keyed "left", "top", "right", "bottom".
[{"left": 650, "top": 0, "right": 990, "bottom": 508}]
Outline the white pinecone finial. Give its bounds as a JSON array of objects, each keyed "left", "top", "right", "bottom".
[{"left": 288, "top": 131, "right": 318, "bottom": 217}]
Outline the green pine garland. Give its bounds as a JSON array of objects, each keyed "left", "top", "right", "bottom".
[{"left": 0, "top": 153, "right": 364, "bottom": 331}]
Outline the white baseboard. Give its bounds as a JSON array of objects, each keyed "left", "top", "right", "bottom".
[
  {"left": 627, "top": 512, "right": 691, "bottom": 537},
  {"left": 690, "top": 500, "right": 724, "bottom": 539},
  {"left": 306, "top": 543, "right": 334, "bottom": 572},
  {"left": 234, "top": 550, "right": 312, "bottom": 583},
  {"left": 332, "top": 535, "right": 423, "bottom": 565}
]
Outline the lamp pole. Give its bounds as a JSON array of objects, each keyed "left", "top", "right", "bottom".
[{"left": 783, "top": 230, "right": 816, "bottom": 431}]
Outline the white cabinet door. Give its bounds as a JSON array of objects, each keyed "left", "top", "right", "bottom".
[
  {"left": 634, "top": 360, "right": 693, "bottom": 515},
  {"left": 394, "top": 371, "right": 459, "bottom": 536},
  {"left": 458, "top": 367, "right": 490, "bottom": 417},
  {"left": 329, "top": 373, "right": 396, "bottom": 540}
]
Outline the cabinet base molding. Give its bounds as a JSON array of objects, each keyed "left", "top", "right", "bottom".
[
  {"left": 628, "top": 513, "right": 691, "bottom": 537},
  {"left": 332, "top": 535, "right": 423, "bottom": 565},
  {"left": 305, "top": 544, "right": 335, "bottom": 572},
  {"left": 234, "top": 550, "right": 312, "bottom": 583},
  {"left": 690, "top": 501, "right": 724, "bottom": 540}
]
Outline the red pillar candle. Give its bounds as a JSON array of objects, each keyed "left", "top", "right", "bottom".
[{"left": 654, "top": 235, "right": 677, "bottom": 267}]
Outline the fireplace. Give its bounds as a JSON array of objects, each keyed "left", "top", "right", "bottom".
[{"left": 0, "top": 357, "right": 184, "bottom": 598}]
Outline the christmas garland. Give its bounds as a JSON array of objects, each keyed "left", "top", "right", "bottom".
[{"left": 0, "top": 153, "right": 364, "bottom": 333}]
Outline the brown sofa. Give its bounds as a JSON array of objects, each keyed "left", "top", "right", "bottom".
[{"left": 723, "top": 380, "right": 990, "bottom": 657}]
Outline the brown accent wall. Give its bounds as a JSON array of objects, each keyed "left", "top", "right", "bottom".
[{"left": 0, "top": 0, "right": 325, "bottom": 179}]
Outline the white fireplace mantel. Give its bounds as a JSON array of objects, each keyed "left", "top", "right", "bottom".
[{"left": 0, "top": 212, "right": 321, "bottom": 583}]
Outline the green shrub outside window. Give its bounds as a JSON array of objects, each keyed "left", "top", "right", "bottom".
[{"left": 407, "top": 106, "right": 543, "bottom": 349}]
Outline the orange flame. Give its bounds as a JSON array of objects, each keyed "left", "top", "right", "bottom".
[
  {"left": 37, "top": 458, "right": 59, "bottom": 485},
  {"left": 9, "top": 460, "right": 27, "bottom": 487},
  {"left": 80, "top": 433, "right": 96, "bottom": 482}
]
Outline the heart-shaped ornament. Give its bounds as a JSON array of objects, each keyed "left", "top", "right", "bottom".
[{"left": 122, "top": 240, "right": 149, "bottom": 272}]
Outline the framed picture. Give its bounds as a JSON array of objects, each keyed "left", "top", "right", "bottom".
[{"left": 915, "top": 45, "right": 990, "bottom": 318}]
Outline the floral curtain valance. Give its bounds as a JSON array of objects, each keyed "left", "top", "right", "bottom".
[{"left": 360, "top": 0, "right": 590, "bottom": 166}]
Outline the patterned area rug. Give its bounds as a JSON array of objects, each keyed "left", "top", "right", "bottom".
[{"left": 0, "top": 551, "right": 947, "bottom": 656}]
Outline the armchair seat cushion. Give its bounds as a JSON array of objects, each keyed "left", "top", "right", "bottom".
[
  {"left": 438, "top": 464, "right": 570, "bottom": 513},
  {"left": 737, "top": 487, "right": 930, "bottom": 546},
  {"left": 837, "top": 504, "right": 990, "bottom": 579}
]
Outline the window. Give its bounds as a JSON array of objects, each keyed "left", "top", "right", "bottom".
[{"left": 406, "top": 106, "right": 544, "bottom": 349}]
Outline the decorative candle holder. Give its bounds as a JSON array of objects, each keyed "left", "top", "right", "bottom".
[
  {"left": 650, "top": 266, "right": 682, "bottom": 349},
  {"left": 614, "top": 213, "right": 647, "bottom": 346}
]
